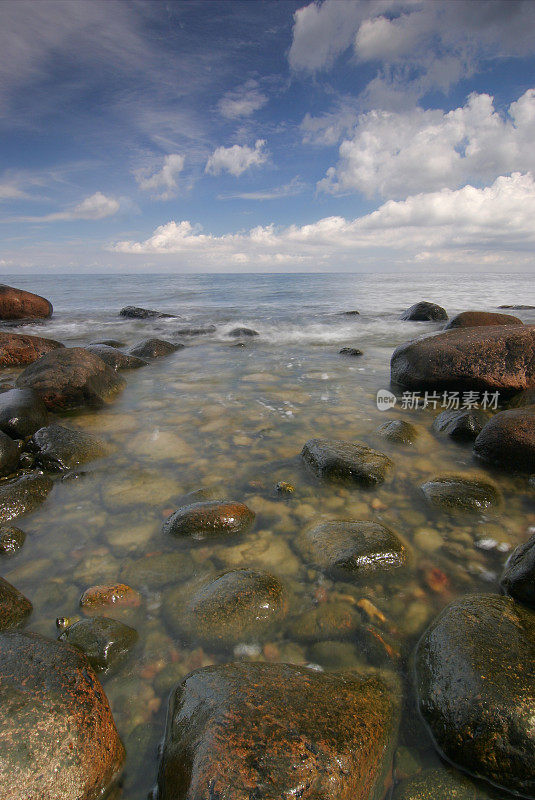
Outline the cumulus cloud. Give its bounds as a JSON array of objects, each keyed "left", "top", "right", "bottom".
[
  {"left": 289, "top": 0, "right": 366, "bottom": 72},
  {"left": 318, "top": 90, "right": 535, "bottom": 198},
  {"left": 218, "top": 81, "right": 268, "bottom": 119},
  {"left": 13, "top": 192, "right": 120, "bottom": 222},
  {"left": 135, "top": 154, "right": 185, "bottom": 200},
  {"left": 205, "top": 140, "right": 268, "bottom": 177}
]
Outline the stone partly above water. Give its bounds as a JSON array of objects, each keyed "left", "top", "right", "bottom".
[
  {"left": 162, "top": 499, "right": 256, "bottom": 538},
  {"left": 59, "top": 616, "right": 138, "bottom": 674},
  {"left": 0, "top": 430, "right": 19, "bottom": 477},
  {"left": 400, "top": 301, "right": 448, "bottom": 321},
  {"left": 0, "top": 387, "right": 48, "bottom": 438},
  {"left": 391, "top": 324, "right": 535, "bottom": 392},
  {"left": 298, "top": 520, "right": 409, "bottom": 577},
  {"left": 0, "top": 630, "right": 124, "bottom": 798},
  {"left": 0, "top": 472, "right": 53, "bottom": 523},
  {"left": 415, "top": 594, "right": 535, "bottom": 798},
  {"left": 0, "top": 577, "right": 32, "bottom": 630},
  {"left": 128, "top": 338, "right": 183, "bottom": 358},
  {"left": 445, "top": 310, "right": 523, "bottom": 329},
  {"left": 501, "top": 533, "right": 535, "bottom": 608},
  {"left": 375, "top": 419, "right": 418, "bottom": 445},
  {"left": 420, "top": 475, "right": 501, "bottom": 512},
  {"left": 474, "top": 408, "right": 535, "bottom": 472},
  {"left": 432, "top": 408, "right": 489, "bottom": 441},
  {"left": 339, "top": 347, "right": 363, "bottom": 356},
  {"left": 30, "top": 423, "right": 110, "bottom": 472},
  {"left": 0, "top": 284, "right": 53, "bottom": 320},
  {"left": 302, "top": 438, "right": 393, "bottom": 486},
  {"left": 0, "top": 331, "right": 63, "bottom": 367},
  {"left": 86, "top": 343, "right": 148, "bottom": 370},
  {"left": 119, "top": 305, "right": 175, "bottom": 319},
  {"left": 164, "top": 569, "right": 288, "bottom": 647},
  {"left": 16, "top": 347, "right": 126, "bottom": 410},
  {"left": 158, "top": 662, "right": 400, "bottom": 800}
]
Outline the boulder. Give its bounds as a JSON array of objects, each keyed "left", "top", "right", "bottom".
[
  {"left": 0, "top": 525, "right": 26, "bottom": 556},
  {"left": 30, "top": 423, "right": 110, "bottom": 472},
  {"left": 445, "top": 310, "right": 523, "bottom": 329},
  {"left": 0, "top": 630, "right": 124, "bottom": 797},
  {"left": 162, "top": 500, "right": 255, "bottom": 539},
  {"left": 400, "top": 302, "right": 447, "bottom": 321},
  {"left": 500, "top": 533, "right": 535, "bottom": 607},
  {"left": 16, "top": 347, "right": 126, "bottom": 411},
  {"left": 474, "top": 408, "right": 535, "bottom": 472},
  {"left": 163, "top": 569, "right": 287, "bottom": 647},
  {"left": 119, "top": 305, "right": 174, "bottom": 319},
  {"left": 85, "top": 344, "right": 148, "bottom": 370},
  {"left": 0, "top": 331, "right": 63, "bottom": 368},
  {"left": 58, "top": 616, "right": 138, "bottom": 674},
  {"left": 432, "top": 408, "right": 489, "bottom": 441},
  {"left": 158, "top": 662, "right": 400, "bottom": 800},
  {"left": 339, "top": 347, "right": 363, "bottom": 356},
  {"left": 375, "top": 419, "right": 418, "bottom": 445},
  {"left": 128, "top": 338, "right": 183, "bottom": 359},
  {"left": 174, "top": 325, "right": 216, "bottom": 336},
  {"left": 0, "top": 430, "right": 19, "bottom": 477},
  {"left": 0, "top": 472, "right": 53, "bottom": 523},
  {"left": 414, "top": 594, "right": 535, "bottom": 797},
  {"left": 0, "top": 284, "right": 52, "bottom": 320},
  {"left": 0, "top": 577, "right": 32, "bottom": 630},
  {"left": 301, "top": 438, "right": 393, "bottom": 486},
  {"left": 420, "top": 475, "right": 501, "bottom": 512},
  {"left": 0, "top": 387, "right": 48, "bottom": 438},
  {"left": 391, "top": 324, "right": 535, "bottom": 392},
  {"left": 228, "top": 327, "right": 259, "bottom": 337}
]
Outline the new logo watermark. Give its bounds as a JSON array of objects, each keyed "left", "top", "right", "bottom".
[
  {"left": 376, "top": 389, "right": 397, "bottom": 410},
  {"left": 376, "top": 389, "right": 500, "bottom": 411}
]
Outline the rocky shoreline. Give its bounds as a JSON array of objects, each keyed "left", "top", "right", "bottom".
[{"left": 0, "top": 283, "right": 534, "bottom": 800}]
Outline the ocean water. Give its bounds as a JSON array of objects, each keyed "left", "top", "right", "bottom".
[{"left": 1, "top": 272, "right": 534, "bottom": 799}]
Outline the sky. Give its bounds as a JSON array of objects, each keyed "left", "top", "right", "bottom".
[{"left": 1, "top": 0, "right": 535, "bottom": 274}]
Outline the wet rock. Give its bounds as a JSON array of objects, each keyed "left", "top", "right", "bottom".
[
  {"left": 162, "top": 500, "right": 255, "bottom": 539},
  {"left": 298, "top": 520, "right": 409, "bottom": 576},
  {"left": 302, "top": 438, "right": 393, "bottom": 486},
  {"left": 121, "top": 552, "right": 193, "bottom": 590},
  {"left": 400, "top": 302, "right": 448, "bottom": 321},
  {"left": 500, "top": 533, "right": 535, "bottom": 607},
  {"left": 89, "top": 339, "right": 125, "bottom": 348},
  {"left": 128, "top": 338, "right": 183, "bottom": 359},
  {"left": 16, "top": 347, "right": 126, "bottom": 411},
  {"left": 80, "top": 583, "right": 142, "bottom": 611},
  {"left": 174, "top": 325, "right": 216, "bottom": 336},
  {"left": 228, "top": 327, "right": 259, "bottom": 337},
  {"left": 420, "top": 475, "right": 501, "bottom": 512},
  {"left": 0, "top": 331, "right": 63, "bottom": 368},
  {"left": 30, "top": 423, "right": 110, "bottom": 472},
  {"left": 0, "top": 387, "right": 48, "bottom": 438},
  {"left": 0, "top": 284, "right": 52, "bottom": 320},
  {"left": 308, "top": 640, "right": 358, "bottom": 669},
  {"left": 507, "top": 388, "right": 535, "bottom": 408},
  {"left": 474, "top": 408, "right": 535, "bottom": 472},
  {"left": 499, "top": 304, "right": 535, "bottom": 309},
  {"left": 158, "top": 662, "right": 400, "bottom": 800},
  {"left": 432, "top": 408, "right": 489, "bottom": 441},
  {"left": 275, "top": 480, "right": 294, "bottom": 494},
  {"left": 289, "top": 601, "right": 361, "bottom": 642},
  {"left": 393, "top": 769, "right": 477, "bottom": 800},
  {"left": 0, "top": 630, "right": 124, "bottom": 798},
  {"left": 375, "top": 419, "right": 418, "bottom": 445},
  {"left": 119, "top": 305, "right": 175, "bottom": 319},
  {"left": 339, "top": 347, "right": 363, "bottom": 356},
  {"left": 0, "top": 577, "right": 32, "bottom": 630},
  {"left": 340, "top": 310, "right": 360, "bottom": 316},
  {"left": 445, "top": 310, "right": 523, "bottom": 329},
  {"left": 86, "top": 343, "right": 148, "bottom": 370},
  {"left": 391, "top": 324, "right": 535, "bottom": 392},
  {"left": 0, "top": 430, "right": 19, "bottom": 477},
  {"left": 0, "top": 525, "right": 25, "bottom": 555},
  {"left": 58, "top": 616, "right": 138, "bottom": 674},
  {"left": 0, "top": 472, "right": 53, "bottom": 523},
  {"left": 164, "top": 569, "right": 287, "bottom": 647},
  {"left": 415, "top": 594, "right": 535, "bottom": 797}
]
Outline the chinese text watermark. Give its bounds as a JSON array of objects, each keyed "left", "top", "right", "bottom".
[{"left": 376, "top": 389, "right": 499, "bottom": 411}]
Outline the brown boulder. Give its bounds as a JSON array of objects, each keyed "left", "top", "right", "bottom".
[
  {"left": 474, "top": 409, "right": 535, "bottom": 472},
  {"left": 16, "top": 347, "right": 126, "bottom": 411},
  {"left": 391, "top": 324, "right": 535, "bottom": 392},
  {"left": 158, "top": 662, "right": 400, "bottom": 800},
  {"left": 162, "top": 500, "right": 255, "bottom": 539},
  {"left": 0, "top": 630, "right": 124, "bottom": 798},
  {"left": 80, "top": 583, "right": 142, "bottom": 611},
  {"left": 445, "top": 310, "right": 523, "bottom": 329},
  {"left": 0, "top": 284, "right": 52, "bottom": 320},
  {"left": 0, "top": 331, "right": 63, "bottom": 368},
  {"left": 0, "top": 577, "right": 32, "bottom": 631}
]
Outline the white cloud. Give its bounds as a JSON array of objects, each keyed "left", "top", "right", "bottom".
[
  {"left": 218, "top": 178, "right": 305, "bottom": 201},
  {"left": 218, "top": 81, "right": 268, "bottom": 119},
  {"left": 205, "top": 140, "right": 268, "bottom": 177},
  {"left": 12, "top": 192, "right": 120, "bottom": 222},
  {"left": 318, "top": 90, "right": 535, "bottom": 198},
  {"left": 288, "top": 0, "right": 367, "bottom": 72},
  {"left": 135, "top": 154, "right": 185, "bottom": 200},
  {"left": 111, "top": 172, "right": 535, "bottom": 270},
  {"left": 0, "top": 184, "right": 30, "bottom": 201}
]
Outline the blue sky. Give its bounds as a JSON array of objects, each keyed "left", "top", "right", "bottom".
[{"left": 1, "top": 0, "right": 535, "bottom": 273}]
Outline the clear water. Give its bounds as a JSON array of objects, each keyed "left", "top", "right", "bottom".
[{"left": 1, "top": 273, "right": 534, "bottom": 799}]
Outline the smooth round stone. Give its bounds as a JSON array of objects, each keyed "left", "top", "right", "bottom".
[
  {"left": 0, "top": 387, "right": 48, "bottom": 438},
  {"left": 400, "top": 301, "right": 448, "bottom": 321},
  {"left": 128, "top": 338, "right": 183, "bottom": 358},
  {"left": 0, "top": 577, "right": 32, "bottom": 630},
  {"left": 30, "top": 423, "right": 110, "bottom": 471},
  {"left": 0, "top": 525, "right": 26, "bottom": 556},
  {"left": 301, "top": 438, "right": 393, "bottom": 486},
  {"left": 393, "top": 769, "right": 476, "bottom": 800},
  {"left": 432, "top": 408, "right": 489, "bottom": 441},
  {"left": 474, "top": 409, "right": 535, "bottom": 472},
  {"left": 162, "top": 500, "right": 255, "bottom": 539},
  {"left": 501, "top": 533, "right": 535, "bottom": 607},
  {"left": 0, "top": 472, "right": 53, "bottom": 524},
  {"left": 420, "top": 475, "right": 501, "bottom": 512},
  {"left": 58, "top": 616, "right": 138, "bottom": 674},
  {"left": 375, "top": 419, "right": 418, "bottom": 445},
  {"left": 80, "top": 583, "right": 142, "bottom": 611},
  {"left": 445, "top": 310, "right": 523, "bottom": 329},
  {"left": 85, "top": 344, "right": 148, "bottom": 370},
  {"left": 164, "top": 569, "right": 287, "bottom": 647},
  {"left": 288, "top": 602, "right": 361, "bottom": 642}
]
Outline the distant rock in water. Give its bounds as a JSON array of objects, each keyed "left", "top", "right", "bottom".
[
  {"left": 375, "top": 419, "right": 418, "bottom": 445},
  {"left": 445, "top": 310, "right": 523, "bottom": 329},
  {"left": 89, "top": 339, "right": 125, "bottom": 348},
  {"left": 163, "top": 500, "right": 255, "bottom": 539},
  {"left": 0, "top": 577, "right": 32, "bottom": 631},
  {"left": 119, "top": 305, "right": 175, "bottom": 319},
  {"left": 340, "top": 310, "right": 360, "bottom": 316},
  {"left": 0, "top": 284, "right": 52, "bottom": 320},
  {"left": 86, "top": 343, "right": 148, "bottom": 370},
  {"left": 474, "top": 408, "right": 535, "bottom": 472},
  {"left": 432, "top": 408, "right": 489, "bottom": 441},
  {"left": 30, "top": 423, "right": 110, "bottom": 472},
  {"left": 339, "top": 347, "right": 363, "bottom": 356},
  {"left": 501, "top": 533, "right": 535, "bottom": 608},
  {"left": 0, "top": 473, "right": 53, "bottom": 524},
  {"left": 0, "top": 388, "right": 48, "bottom": 438},
  {"left": 228, "top": 327, "right": 259, "bottom": 337},
  {"left": 128, "top": 338, "right": 183, "bottom": 358},
  {"left": 400, "top": 302, "right": 448, "bottom": 321},
  {"left": 0, "top": 332, "right": 63, "bottom": 368},
  {"left": 301, "top": 438, "right": 393, "bottom": 486},
  {"left": 174, "top": 325, "right": 216, "bottom": 337},
  {"left": 499, "top": 304, "right": 535, "bottom": 310}
]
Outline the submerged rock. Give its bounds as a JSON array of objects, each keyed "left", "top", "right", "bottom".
[
  {"left": 0, "top": 472, "right": 53, "bottom": 523},
  {"left": 0, "top": 387, "right": 48, "bottom": 438},
  {"left": 164, "top": 569, "right": 287, "bottom": 647},
  {"left": 501, "top": 533, "right": 535, "bottom": 608},
  {"left": 445, "top": 310, "right": 523, "bottom": 329},
  {"left": 415, "top": 594, "right": 535, "bottom": 797},
  {"left": 0, "top": 577, "right": 32, "bottom": 630},
  {"left": 420, "top": 475, "right": 501, "bottom": 512},
  {"left": 474, "top": 408, "right": 535, "bottom": 472},
  {"left": 339, "top": 347, "right": 363, "bottom": 356},
  {"left": 375, "top": 419, "right": 418, "bottom": 445},
  {"left": 0, "top": 284, "right": 52, "bottom": 320},
  {"left": 59, "top": 616, "right": 138, "bottom": 674},
  {"left": 0, "top": 430, "right": 19, "bottom": 477},
  {"left": 174, "top": 325, "right": 216, "bottom": 336},
  {"left": 16, "top": 347, "right": 126, "bottom": 411},
  {"left": 400, "top": 302, "right": 448, "bottom": 321},
  {"left": 228, "top": 327, "right": 259, "bottom": 337},
  {"left": 80, "top": 583, "right": 142, "bottom": 611},
  {"left": 302, "top": 438, "right": 393, "bottom": 486},
  {"left": 393, "top": 769, "right": 476, "bottom": 800},
  {"left": 0, "top": 525, "right": 26, "bottom": 556},
  {"left": 158, "top": 662, "right": 400, "bottom": 800},
  {"left": 121, "top": 552, "right": 193, "bottom": 590},
  {"left": 162, "top": 500, "right": 255, "bottom": 539},
  {"left": 89, "top": 339, "right": 125, "bottom": 348},
  {"left": 30, "top": 423, "right": 110, "bottom": 472},
  {"left": 0, "top": 630, "right": 124, "bottom": 798},
  {"left": 289, "top": 601, "right": 361, "bottom": 642},
  {"left": 0, "top": 331, "right": 63, "bottom": 367},
  {"left": 432, "top": 408, "right": 489, "bottom": 441},
  {"left": 86, "top": 343, "right": 148, "bottom": 370},
  {"left": 119, "top": 305, "right": 174, "bottom": 319},
  {"left": 128, "top": 338, "right": 183, "bottom": 358}
]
